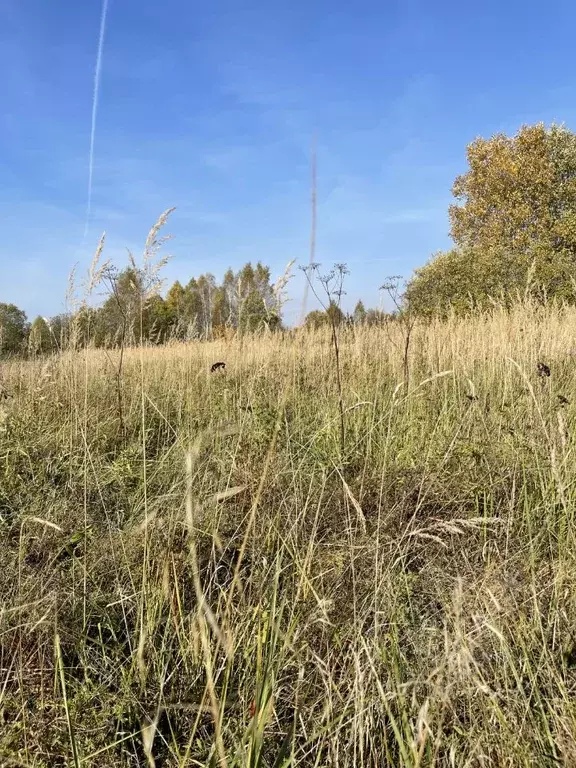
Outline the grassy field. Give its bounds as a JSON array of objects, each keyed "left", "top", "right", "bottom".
[{"left": 2, "top": 306, "right": 576, "bottom": 766}]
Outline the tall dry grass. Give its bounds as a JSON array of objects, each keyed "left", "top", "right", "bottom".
[{"left": 1, "top": 304, "right": 576, "bottom": 766}]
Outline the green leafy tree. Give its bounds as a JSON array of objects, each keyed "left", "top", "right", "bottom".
[
  {"left": 405, "top": 242, "right": 573, "bottom": 317},
  {"left": 47, "top": 314, "right": 71, "bottom": 350},
  {"left": 97, "top": 267, "right": 145, "bottom": 346},
  {"left": 69, "top": 306, "right": 100, "bottom": 349},
  {"left": 211, "top": 285, "right": 230, "bottom": 336},
  {"left": 408, "top": 123, "right": 576, "bottom": 315},
  {"left": 238, "top": 289, "right": 273, "bottom": 332},
  {"left": 237, "top": 262, "right": 280, "bottom": 332},
  {"left": 165, "top": 281, "right": 187, "bottom": 338},
  {"left": 163, "top": 261, "right": 285, "bottom": 340},
  {"left": 180, "top": 278, "right": 204, "bottom": 338},
  {"left": 96, "top": 266, "right": 171, "bottom": 346},
  {"left": 237, "top": 262, "right": 255, "bottom": 295},
  {"left": 406, "top": 250, "right": 468, "bottom": 317},
  {"left": 304, "top": 301, "right": 345, "bottom": 329},
  {"left": 405, "top": 248, "right": 517, "bottom": 317},
  {"left": 353, "top": 300, "right": 367, "bottom": 325},
  {"left": 166, "top": 279, "right": 206, "bottom": 340},
  {"left": 0, "top": 303, "right": 28, "bottom": 355},
  {"left": 29, "top": 316, "right": 53, "bottom": 355},
  {"left": 327, "top": 301, "right": 345, "bottom": 327},
  {"left": 166, "top": 281, "right": 185, "bottom": 312},
  {"left": 304, "top": 309, "right": 328, "bottom": 329},
  {"left": 144, "top": 294, "right": 172, "bottom": 343}
]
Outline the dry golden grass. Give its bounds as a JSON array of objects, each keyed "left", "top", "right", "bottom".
[{"left": 1, "top": 304, "right": 576, "bottom": 766}]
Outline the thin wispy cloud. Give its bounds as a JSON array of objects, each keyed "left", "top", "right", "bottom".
[{"left": 84, "top": 0, "right": 110, "bottom": 241}]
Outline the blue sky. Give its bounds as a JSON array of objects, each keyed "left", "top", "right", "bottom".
[{"left": 1, "top": 0, "right": 575, "bottom": 323}]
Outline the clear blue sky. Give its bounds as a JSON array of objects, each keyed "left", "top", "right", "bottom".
[{"left": 1, "top": 0, "right": 575, "bottom": 323}]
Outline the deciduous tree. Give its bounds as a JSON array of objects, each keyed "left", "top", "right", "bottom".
[
  {"left": 353, "top": 300, "right": 366, "bottom": 325},
  {"left": 0, "top": 303, "right": 28, "bottom": 355},
  {"left": 29, "top": 316, "right": 53, "bottom": 355},
  {"left": 450, "top": 123, "right": 576, "bottom": 258},
  {"left": 408, "top": 124, "right": 576, "bottom": 315}
]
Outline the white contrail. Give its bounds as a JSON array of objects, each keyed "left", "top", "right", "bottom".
[
  {"left": 83, "top": 0, "right": 109, "bottom": 242},
  {"left": 299, "top": 134, "right": 317, "bottom": 325}
]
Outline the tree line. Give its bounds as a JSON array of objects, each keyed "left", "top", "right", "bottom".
[
  {"left": 1, "top": 261, "right": 279, "bottom": 355},
  {"left": 0, "top": 260, "right": 386, "bottom": 356}
]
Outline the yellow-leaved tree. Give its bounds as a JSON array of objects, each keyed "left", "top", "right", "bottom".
[{"left": 406, "top": 123, "right": 576, "bottom": 316}]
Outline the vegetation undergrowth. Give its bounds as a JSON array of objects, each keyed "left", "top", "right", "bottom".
[{"left": 1, "top": 305, "right": 576, "bottom": 766}]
